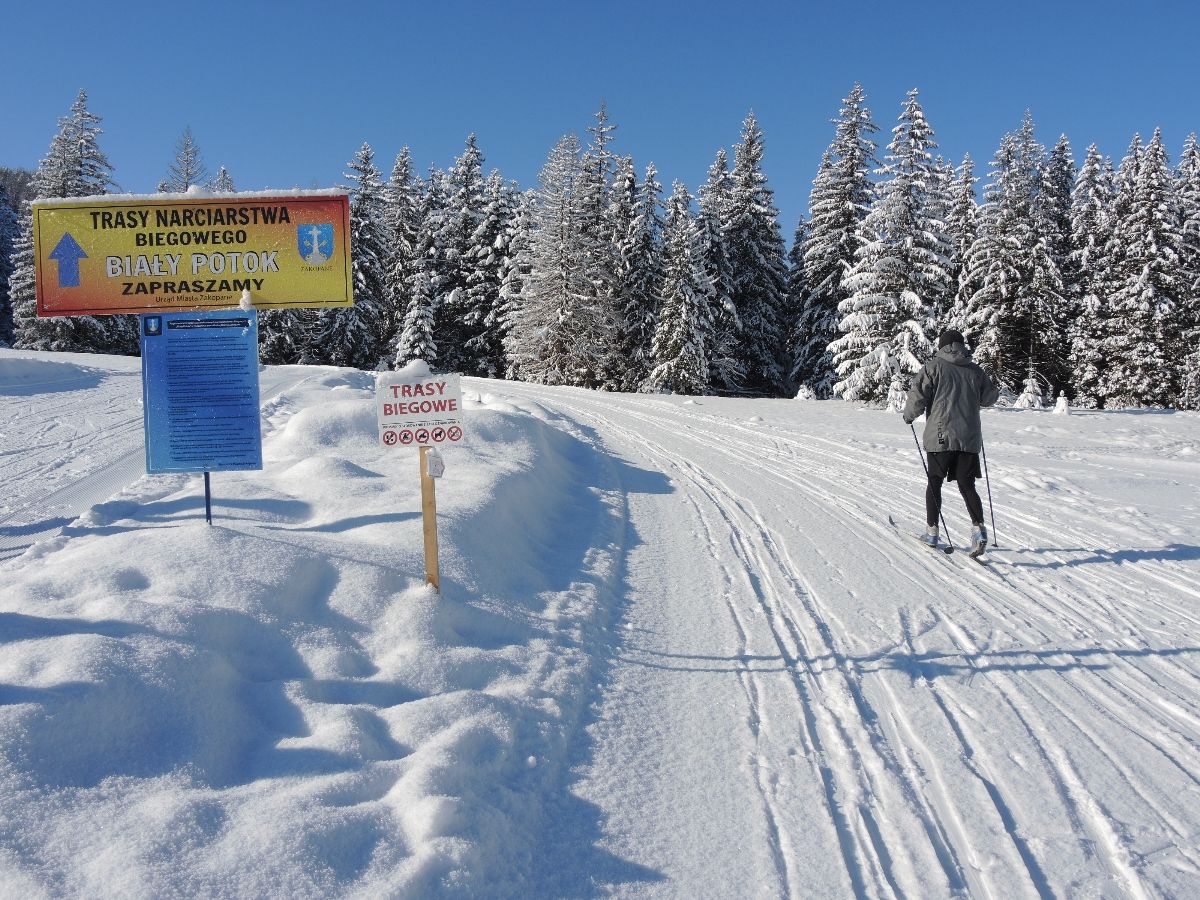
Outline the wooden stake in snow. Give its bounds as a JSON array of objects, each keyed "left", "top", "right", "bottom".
[{"left": 419, "top": 446, "right": 441, "bottom": 591}]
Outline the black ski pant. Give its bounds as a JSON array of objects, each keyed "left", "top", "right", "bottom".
[{"left": 925, "top": 451, "right": 985, "bottom": 528}]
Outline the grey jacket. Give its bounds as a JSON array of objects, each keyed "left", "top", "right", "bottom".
[{"left": 902, "top": 344, "right": 999, "bottom": 452}]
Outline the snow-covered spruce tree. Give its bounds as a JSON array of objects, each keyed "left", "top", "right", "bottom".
[
  {"left": 1039, "top": 134, "right": 1077, "bottom": 390},
  {"left": 1182, "top": 352, "right": 1200, "bottom": 411},
  {"left": 1068, "top": 143, "right": 1115, "bottom": 407},
  {"left": 609, "top": 156, "right": 659, "bottom": 390},
  {"left": 1101, "top": 135, "right": 1143, "bottom": 304},
  {"left": 885, "top": 371, "right": 908, "bottom": 413},
  {"left": 697, "top": 148, "right": 741, "bottom": 393},
  {"left": 0, "top": 168, "right": 35, "bottom": 210},
  {"left": 434, "top": 135, "right": 487, "bottom": 374},
  {"left": 1177, "top": 133, "right": 1200, "bottom": 407},
  {"left": 607, "top": 156, "right": 638, "bottom": 383},
  {"left": 789, "top": 150, "right": 835, "bottom": 392},
  {"left": 14, "top": 90, "right": 123, "bottom": 354},
  {"left": 461, "top": 171, "right": 517, "bottom": 377},
  {"left": 1179, "top": 134, "right": 1200, "bottom": 291},
  {"left": 7, "top": 222, "right": 34, "bottom": 353},
  {"left": 212, "top": 166, "right": 235, "bottom": 192},
  {"left": 502, "top": 138, "right": 573, "bottom": 383},
  {"left": 581, "top": 104, "right": 619, "bottom": 254},
  {"left": 159, "top": 126, "right": 209, "bottom": 193},
  {"left": 1042, "top": 136, "right": 1077, "bottom": 286},
  {"left": 258, "top": 308, "right": 313, "bottom": 364},
  {"left": 961, "top": 113, "right": 1064, "bottom": 395},
  {"left": 797, "top": 84, "right": 879, "bottom": 396},
  {"left": 582, "top": 102, "right": 618, "bottom": 212},
  {"left": 505, "top": 133, "right": 615, "bottom": 386},
  {"left": 381, "top": 147, "right": 420, "bottom": 354},
  {"left": 928, "top": 155, "right": 957, "bottom": 325},
  {"left": 725, "top": 111, "right": 789, "bottom": 395},
  {"left": 1014, "top": 374, "right": 1045, "bottom": 409},
  {"left": 1101, "top": 129, "right": 1186, "bottom": 407},
  {"left": 579, "top": 104, "right": 626, "bottom": 389},
  {"left": 645, "top": 181, "right": 716, "bottom": 394},
  {"left": 944, "top": 154, "right": 979, "bottom": 332},
  {"left": 395, "top": 169, "right": 448, "bottom": 369},
  {"left": 784, "top": 213, "right": 810, "bottom": 392},
  {"left": 831, "top": 89, "right": 950, "bottom": 404},
  {"left": 925, "top": 154, "right": 958, "bottom": 327},
  {"left": 64, "top": 91, "right": 118, "bottom": 199},
  {"left": 498, "top": 190, "right": 535, "bottom": 378},
  {"left": 926, "top": 156, "right": 955, "bottom": 232},
  {"left": 309, "top": 143, "right": 389, "bottom": 369},
  {"left": 1112, "top": 135, "right": 1143, "bottom": 206},
  {"left": 617, "top": 159, "right": 666, "bottom": 391},
  {"left": 1083, "top": 137, "right": 1143, "bottom": 402},
  {"left": 395, "top": 268, "right": 438, "bottom": 368},
  {"left": 0, "top": 186, "right": 18, "bottom": 347}
]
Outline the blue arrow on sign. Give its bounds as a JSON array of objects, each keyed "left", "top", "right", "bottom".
[{"left": 49, "top": 232, "right": 88, "bottom": 288}]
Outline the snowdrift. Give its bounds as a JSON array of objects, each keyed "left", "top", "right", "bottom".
[{"left": 0, "top": 366, "right": 625, "bottom": 896}]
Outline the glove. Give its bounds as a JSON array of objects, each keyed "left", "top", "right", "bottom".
[{"left": 902, "top": 415, "right": 914, "bottom": 425}]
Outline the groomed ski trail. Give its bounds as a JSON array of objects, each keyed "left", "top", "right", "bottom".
[{"left": 494, "top": 384, "right": 1200, "bottom": 899}]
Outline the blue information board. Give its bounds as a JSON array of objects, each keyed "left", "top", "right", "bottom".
[{"left": 140, "top": 310, "right": 263, "bottom": 474}]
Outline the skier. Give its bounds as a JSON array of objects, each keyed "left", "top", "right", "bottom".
[{"left": 902, "top": 329, "right": 999, "bottom": 555}]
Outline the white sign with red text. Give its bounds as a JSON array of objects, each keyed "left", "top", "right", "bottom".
[{"left": 376, "top": 371, "right": 464, "bottom": 448}]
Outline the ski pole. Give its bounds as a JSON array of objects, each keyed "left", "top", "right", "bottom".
[
  {"left": 910, "top": 424, "right": 953, "bottom": 554},
  {"left": 981, "top": 440, "right": 998, "bottom": 548}
]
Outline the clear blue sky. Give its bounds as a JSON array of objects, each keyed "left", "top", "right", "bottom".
[{"left": 2, "top": 0, "right": 1197, "bottom": 234}]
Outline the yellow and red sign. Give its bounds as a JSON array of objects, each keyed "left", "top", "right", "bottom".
[{"left": 33, "top": 192, "right": 353, "bottom": 316}]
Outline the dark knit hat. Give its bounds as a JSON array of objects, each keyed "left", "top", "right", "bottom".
[{"left": 938, "top": 329, "right": 965, "bottom": 349}]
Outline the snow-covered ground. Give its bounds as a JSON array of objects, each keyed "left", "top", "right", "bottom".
[{"left": 2, "top": 348, "right": 1199, "bottom": 898}]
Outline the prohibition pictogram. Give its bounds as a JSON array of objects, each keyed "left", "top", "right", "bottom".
[
  {"left": 382, "top": 430, "right": 398, "bottom": 445},
  {"left": 415, "top": 428, "right": 430, "bottom": 444},
  {"left": 431, "top": 427, "right": 446, "bottom": 443},
  {"left": 447, "top": 425, "right": 463, "bottom": 442},
  {"left": 398, "top": 429, "right": 414, "bottom": 445}
]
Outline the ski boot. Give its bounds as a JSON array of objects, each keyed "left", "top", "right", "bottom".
[
  {"left": 922, "top": 526, "right": 939, "bottom": 548},
  {"left": 970, "top": 523, "right": 988, "bottom": 557}
]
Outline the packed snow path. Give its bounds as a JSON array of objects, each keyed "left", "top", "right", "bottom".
[{"left": 498, "top": 383, "right": 1200, "bottom": 898}]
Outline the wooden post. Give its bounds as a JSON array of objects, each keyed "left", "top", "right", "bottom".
[{"left": 419, "top": 446, "right": 440, "bottom": 591}]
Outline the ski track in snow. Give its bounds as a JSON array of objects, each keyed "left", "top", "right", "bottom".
[
  {"left": 495, "top": 383, "right": 1200, "bottom": 899},
  {"left": 515, "top": 389, "right": 984, "bottom": 897}
]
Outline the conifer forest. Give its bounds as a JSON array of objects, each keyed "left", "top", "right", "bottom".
[{"left": 3, "top": 87, "right": 1199, "bottom": 410}]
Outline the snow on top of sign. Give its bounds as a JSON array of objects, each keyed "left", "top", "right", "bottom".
[
  {"left": 32, "top": 188, "right": 348, "bottom": 207},
  {"left": 394, "top": 359, "right": 433, "bottom": 379}
]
